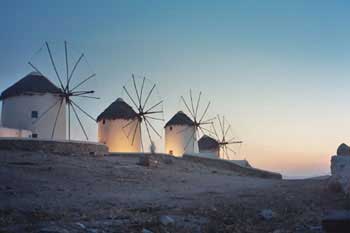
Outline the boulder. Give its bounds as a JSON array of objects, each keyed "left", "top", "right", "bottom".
[
  {"left": 336, "top": 143, "right": 350, "bottom": 156},
  {"left": 159, "top": 215, "right": 175, "bottom": 226},
  {"left": 260, "top": 209, "right": 276, "bottom": 220}
]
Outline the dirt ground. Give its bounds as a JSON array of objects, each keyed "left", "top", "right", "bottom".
[{"left": 0, "top": 150, "right": 349, "bottom": 233}]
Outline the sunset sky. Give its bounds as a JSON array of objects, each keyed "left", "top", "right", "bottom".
[{"left": 1, "top": 1, "right": 350, "bottom": 177}]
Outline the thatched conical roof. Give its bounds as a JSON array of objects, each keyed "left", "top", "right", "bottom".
[
  {"left": 0, "top": 72, "right": 63, "bottom": 100},
  {"left": 165, "top": 111, "right": 194, "bottom": 128},
  {"left": 198, "top": 135, "right": 219, "bottom": 150},
  {"left": 97, "top": 98, "right": 138, "bottom": 122}
]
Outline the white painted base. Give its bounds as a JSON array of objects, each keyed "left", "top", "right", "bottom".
[{"left": 0, "top": 127, "right": 32, "bottom": 138}]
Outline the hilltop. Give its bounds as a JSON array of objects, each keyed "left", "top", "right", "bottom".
[{"left": 0, "top": 150, "right": 348, "bottom": 233}]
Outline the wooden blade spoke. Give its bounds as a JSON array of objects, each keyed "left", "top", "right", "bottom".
[
  {"left": 45, "top": 42, "right": 65, "bottom": 90},
  {"left": 181, "top": 96, "right": 194, "bottom": 118},
  {"left": 198, "top": 126, "right": 206, "bottom": 138},
  {"left": 144, "top": 118, "right": 162, "bottom": 138},
  {"left": 123, "top": 86, "right": 139, "bottom": 109},
  {"left": 184, "top": 129, "right": 196, "bottom": 151},
  {"left": 132, "top": 74, "right": 141, "bottom": 107},
  {"left": 224, "top": 124, "right": 231, "bottom": 138},
  {"left": 70, "top": 100, "right": 96, "bottom": 122},
  {"left": 227, "top": 140, "right": 243, "bottom": 144},
  {"left": 68, "top": 103, "right": 71, "bottom": 140},
  {"left": 64, "top": 41, "right": 69, "bottom": 86},
  {"left": 201, "top": 117, "right": 216, "bottom": 124},
  {"left": 199, "top": 101, "right": 210, "bottom": 123},
  {"left": 195, "top": 91, "right": 202, "bottom": 118},
  {"left": 144, "top": 110, "right": 163, "bottom": 115},
  {"left": 222, "top": 116, "right": 226, "bottom": 137},
  {"left": 131, "top": 120, "right": 140, "bottom": 146},
  {"left": 217, "top": 115, "right": 224, "bottom": 138},
  {"left": 189, "top": 89, "right": 196, "bottom": 120},
  {"left": 71, "top": 103, "right": 89, "bottom": 141},
  {"left": 145, "top": 100, "right": 163, "bottom": 113},
  {"left": 51, "top": 98, "right": 64, "bottom": 139},
  {"left": 139, "top": 77, "right": 146, "bottom": 104},
  {"left": 176, "top": 126, "right": 192, "bottom": 134},
  {"left": 226, "top": 146, "right": 236, "bottom": 155},
  {"left": 145, "top": 116, "right": 164, "bottom": 121},
  {"left": 74, "top": 95, "right": 100, "bottom": 99},
  {"left": 143, "top": 117, "right": 153, "bottom": 144},
  {"left": 211, "top": 122, "right": 220, "bottom": 140},
  {"left": 71, "top": 90, "right": 94, "bottom": 96},
  {"left": 122, "top": 118, "right": 136, "bottom": 130},
  {"left": 32, "top": 98, "right": 61, "bottom": 125},
  {"left": 70, "top": 73, "right": 96, "bottom": 92},
  {"left": 142, "top": 84, "right": 156, "bottom": 110},
  {"left": 28, "top": 62, "right": 45, "bottom": 77},
  {"left": 125, "top": 120, "right": 137, "bottom": 138},
  {"left": 68, "top": 53, "right": 84, "bottom": 86},
  {"left": 199, "top": 125, "right": 215, "bottom": 136}
]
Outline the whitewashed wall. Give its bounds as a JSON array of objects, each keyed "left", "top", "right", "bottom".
[
  {"left": 198, "top": 149, "right": 219, "bottom": 159},
  {"left": 0, "top": 127, "right": 32, "bottom": 138},
  {"left": 98, "top": 118, "right": 141, "bottom": 152},
  {"left": 164, "top": 125, "right": 198, "bottom": 157},
  {"left": 1, "top": 94, "right": 66, "bottom": 140}
]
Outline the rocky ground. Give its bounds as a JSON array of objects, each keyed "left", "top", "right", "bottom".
[{"left": 0, "top": 150, "right": 349, "bottom": 233}]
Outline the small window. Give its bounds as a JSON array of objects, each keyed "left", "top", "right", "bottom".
[
  {"left": 169, "top": 126, "right": 173, "bottom": 130},
  {"left": 31, "top": 111, "right": 38, "bottom": 119},
  {"left": 169, "top": 150, "right": 173, "bottom": 155},
  {"left": 32, "top": 133, "right": 38, "bottom": 138},
  {"left": 102, "top": 119, "right": 106, "bottom": 124}
]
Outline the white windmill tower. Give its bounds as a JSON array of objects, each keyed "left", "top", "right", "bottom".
[
  {"left": 21, "top": 41, "right": 99, "bottom": 141},
  {"left": 164, "top": 111, "right": 195, "bottom": 156},
  {"left": 0, "top": 72, "right": 66, "bottom": 139},
  {"left": 211, "top": 115, "right": 243, "bottom": 160},
  {"left": 198, "top": 134, "right": 220, "bottom": 158},
  {"left": 164, "top": 90, "right": 214, "bottom": 156},
  {"left": 97, "top": 75, "right": 164, "bottom": 153},
  {"left": 97, "top": 98, "right": 141, "bottom": 152}
]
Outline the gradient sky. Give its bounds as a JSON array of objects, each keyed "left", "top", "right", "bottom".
[{"left": 1, "top": 0, "right": 350, "bottom": 177}]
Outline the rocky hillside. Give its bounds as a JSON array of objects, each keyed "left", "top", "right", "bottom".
[{"left": 0, "top": 150, "right": 348, "bottom": 233}]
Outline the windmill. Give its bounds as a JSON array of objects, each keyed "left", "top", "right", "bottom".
[
  {"left": 121, "top": 74, "right": 164, "bottom": 151},
  {"left": 29, "top": 41, "right": 98, "bottom": 140},
  {"left": 180, "top": 89, "right": 215, "bottom": 151},
  {"left": 211, "top": 115, "right": 243, "bottom": 160}
]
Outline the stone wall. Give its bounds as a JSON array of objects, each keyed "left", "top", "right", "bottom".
[
  {"left": 183, "top": 154, "right": 282, "bottom": 179},
  {"left": 0, "top": 138, "right": 108, "bottom": 156}
]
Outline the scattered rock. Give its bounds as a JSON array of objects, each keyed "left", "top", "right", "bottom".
[
  {"left": 87, "top": 228, "right": 99, "bottom": 233},
  {"left": 38, "top": 226, "right": 69, "bottom": 233},
  {"left": 138, "top": 155, "right": 150, "bottom": 167},
  {"left": 159, "top": 215, "right": 175, "bottom": 226},
  {"left": 164, "top": 157, "right": 173, "bottom": 165},
  {"left": 260, "top": 209, "right": 276, "bottom": 220},
  {"left": 309, "top": 225, "right": 322, "bottom": 232},
  {"left": 142, "top": 229, "right": 154, "bottom": 233},
  {"left": 75, "top": 222, "right": 86, "bottom": 229}
]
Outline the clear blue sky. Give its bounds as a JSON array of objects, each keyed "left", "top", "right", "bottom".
[{"left": 1, "top": 0, "right": 350, "bottom": 177}]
